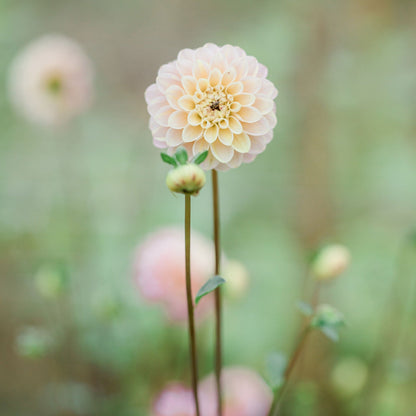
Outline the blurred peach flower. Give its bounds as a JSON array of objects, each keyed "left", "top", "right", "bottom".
[
  {"left": 199, "top": 367, "right": 273, "bottom": 416},
  {"left": 8, "top": 34, "right": 93, "bottom": 125},
  {"left": 152, "top": 383, "right": 195, "bottom": 416},
  {"left": 145, "top": 43, "right": 277, "bottom": 170},
  {"left": 133, "top": 227, "right": 216, "bottom": 322}
]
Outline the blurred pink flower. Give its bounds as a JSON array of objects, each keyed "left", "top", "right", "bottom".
[
  {"left": 199, "top": 367, "right": 273, "bottom": 416},
  {"left": 145, "top": 43, "right": 277, "bottom": 170},
  {"left": 133, "top": 227, "right": 215, "bottom": 322},
  {"left": 8, "top": 34, "right": 93, "bottom": 126},
  {"left": 153, "top": 383, "right": 195, "bottom": 416}
]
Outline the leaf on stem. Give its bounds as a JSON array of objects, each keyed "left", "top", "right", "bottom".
[
  {"left": 161, "top": 153, "right": 178, "bottom": 167},
  {"left": 175, "top": 147, "right": 188, "bottom": 165},
  {"left": 195, "top": 275, "right": 225, "bottom": 305},
  {"left": 265, "top": 352, "right": 287, "bottom": 390},
  {"left": 193, "top": 150, "right": 209, "bottom": 165}
]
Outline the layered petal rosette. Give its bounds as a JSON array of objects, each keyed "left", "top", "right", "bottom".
[{"left": 145, "top": 43, "right": 277, "bottom": 170}]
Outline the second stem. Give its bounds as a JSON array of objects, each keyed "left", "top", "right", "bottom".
[
  {"left": 212, "top": 170, "right": 223, "bottom": 416},
  {"left": 185, "top": 194, "right": 200, "bottom": 416}
]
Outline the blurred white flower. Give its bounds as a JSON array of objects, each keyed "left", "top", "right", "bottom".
[
  {"left": 8, "top": 34, "right": 93, "bottom": 125},
  {"left": 222, "top": 259, "right": 249, "bottom": 300},
  {"left": 145, "top": 43, "right": 278, "bottom": 170},
  {"left": 152, "top": 383, "right": 195, "bottom": 416}
]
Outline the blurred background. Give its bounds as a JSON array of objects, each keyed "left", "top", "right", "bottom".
[{"left": 1, "top": 0, "right": 416, "bottom": 415}]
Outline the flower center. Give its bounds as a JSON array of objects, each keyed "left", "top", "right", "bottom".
[
  {"left": 45, "top": 74, "right": 64, "bottom": 95},
  {"left": 194, "top": 85, "right": 233, "bottom": 128}
]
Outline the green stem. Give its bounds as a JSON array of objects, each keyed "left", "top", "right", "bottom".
[
  {"left": 268, "top": 327, "right": 311, "bottom": 416},
  {"left": 211, "top": 170, "right": 223, "bottom": 416},
  {"left": 185, "top": 194, "right": 201, "bottom": 416}
]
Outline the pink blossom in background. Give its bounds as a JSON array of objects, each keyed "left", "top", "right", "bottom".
[
  {"left": 199, "top": 367, "right": 273, "bottom": 416},
  {"left": 145, "top": 43, "right": 277, "bottom": 171},
  {"left": 152, "top": 383, "right": 195, "bottom": 416},
  {"left": 133, "top": 227, "right": 216, "bottom": 322},
  {"left": 8, "top": 34, "right": 93, "bottom": 126}
]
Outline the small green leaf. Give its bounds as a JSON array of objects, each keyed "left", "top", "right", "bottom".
[
  {"left": 297, "top": 301, "right": 313, "bottom": 316},
  {"left": 194, "top": 150, "right": 209, "bottom": 165},
  {"left": 265, "top": 352, "right": 287, "bottom": 390},
  {"left": 175, "top": 147, "right": 188, "bottom": 165},
  {"left": 161, "top": 153, "right": 178, "bottom": 167},
  {"left": 320, "top": 326, "right": 339, "bottom": 342},
  {"left": 195, "top": 275, "right": 225, "bottom": 304}
]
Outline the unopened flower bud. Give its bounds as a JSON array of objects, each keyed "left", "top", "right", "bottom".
[
  {"left": 166, "top": 163, "right": 206, "bottom": 195},
  {"left": 311, "top": 244, "right": 350, "bottom": 281},
  {"left": 223, "top": 260, "right": 249, "bottom": 300}
]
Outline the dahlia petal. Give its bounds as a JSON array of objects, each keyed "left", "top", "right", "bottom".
[
  {"left": 193, "top": 138, "right": 210, "bottom": 154},
  {"left": 236, "top": 106, "right": 262, "bottom": 123},
  {"left": 211, "top": 140, "right": 234, "bottom": 163},
  {"left": 178, "top": 48, "right": 195, "bottom": 61},
  {"left": 246, "top": 56, "right": 259, "bottom": 76},
  {"left": 242, "top": 77, "right": 262, "bottom": 94},
  {"left": 182, "top": 76, "right": 197, "bottom": 95},
  {"left": 248, "top": 135, "right": 267, "bottom": 154},
  {"left": 226, "top": 82, "right": 243, "bottom": 95},
  {"left": 178, "top": 95, "right": 196, "bottom": 111},
  {"left": 201, "top": 150, "right": 219, "bottom": 170},
  {"left": 156, "top": 73, "right": 181, "bottom": 92},
  {"left": 166, "top": 128, "right": 183, "bottom": 146},
  {"left": 155, "top": 105, "right": 175, "bottom": 127},
  {"left": 218, "top": 118, "right": 228, "bottom": 129},
  {"left": 227, "top": 152, "right": 243, "bottom": 168},
  {"left": 221, "top": 68, "right": 237, "bottom": 86},
  {"left": 153, "top": 139, "right": 167, "bottom": 149},
  {"left": 204, "top": 124, "right": 219, "bottom": 143},
  {"left": 209, "top": 68, "right": 222, "bottom": 87},
  {"left": 228, "top": 116, "right": 243, "bottom": 134},
  {"left": 241, "top": 118, "right": 270, "bottom": 136},
  {"left": 254, "top": 97, "right": 274, "bottom": 114},
  {"left": 212, "top": 52, "right": 227, "bottom": 72},
  {"left": 197, "top": 78, "right": 209, "bottom": 92},
  {"left": 149, "top": 117, "right": 159, "bottom": 132},
  {"left": 218, "top": 128, "right": 233, "bottom": 145},
  {"left": 193, "top": 59, "right": 210, "bottom": 79},
  {"left": 265, "top": 111, "right": 278, "bottom": 129},
  {"left": 148, "top": 100, "right": 169, "bottom": 117},
  {"left": 168, "top": 111, "right": 188, "bottom": 129},
  {"left": 234, "top": 93, "right": 255, "bottom": 106},
  {"left": 176, "top": 58, "right": 194, "bottom": 76},
  {"left": 153, "top": 125, "right": 168, "bottom": 140},
  {"left": 188, "top": 111, "right": 202, "bottom": 126},
  {"left": 230, "top": 102, "right": 241, "bottom": 113},
  {"left": 158, "top": 62, "right": 180, "bottom": 77},
  {"left": 183, "top": 125, "right": 203, "bottom": 142},
  {"left": 258, "top": 64, "right": 268, "bottom": 78},
  {"left": 144, "top": 84, "right": 163, "bottom": 104},
  {"left": 232, "top": 132, "right": 251, "bottom": 153},
  {"left": 233, "top": 58, "right": 248, "bottom": 81},
  {"left": 258, "top": 79, "right": 278, "bottom": 98},
  {"left": 166, "top": 85, "right": 185, "bottom": 110},
  {"left": 243, "top": 153, "right": 257, "bottom": 163},
  {"left": 221, "top": 44, "right": 239, "bottom": 62}
]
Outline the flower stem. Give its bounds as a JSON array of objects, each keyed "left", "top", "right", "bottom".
[
  {"left": 268, "top": 327, "right": 311, "bottom": 416},
  {"left": 211, "top": 170, "right": 223, "bottom": 416},
  {"left": 184, "top": 194, "right": 201, "bottom": 416}
]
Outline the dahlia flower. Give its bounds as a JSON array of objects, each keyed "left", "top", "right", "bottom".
[
  {"left": 152, "top": 383, "right": 195, "bottom": 416},
  {"left": 8, "top": 34, "right": 93, "bottom": 125},
  {"left": 199, "top": 367, "right": 273, "bottom": 416},
  {"left": 145, "top": 43, "right": 277, "bottom": 170},
  {"left": 133, "top": 227, "right": 216, "bottom": 322}
]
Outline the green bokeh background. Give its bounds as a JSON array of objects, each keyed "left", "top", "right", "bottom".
[{"left": 1, "top": 0, "right": 416, "bottom": 415}]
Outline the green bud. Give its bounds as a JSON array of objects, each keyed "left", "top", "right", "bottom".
[{"left": 166, "top": 163, "right": 206, "bottom": 196}]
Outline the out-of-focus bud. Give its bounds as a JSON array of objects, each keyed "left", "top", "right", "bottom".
[
  {"left": 35, "top": 264, "right": 68, "bottom": 298},
  {"left": 93, "top": 292, "right": 122, "bottom": 321},
  {"left": 222, "top": 260, "right": 249, "bottom": 300},
  {"left": 311, "top": 244, "right": 350, "bottom": 281},
  {"left": 166, "top": 164, "right": 206, "bottom": 196},
  {"left": 331, "top": 357, "right": 368, "bottom": 397},
  {"left": 16, "top": 327, "right": 55, "bottom": 358}
]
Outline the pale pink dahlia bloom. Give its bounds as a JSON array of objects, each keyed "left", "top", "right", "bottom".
[
  {"left": 8, "top": 34, "right": 93, "bottom": 125},
  {"left": 152, "top": 383, "right": 195, "bottom": 416},
  {"left": 145, "top": 43, "right": 277, "bottom": 170},
  {"left": 199, "top": 367, "right": 273, "bottom": 416},
  {"left": 133, "top": 227, "right": 215, "bottom": 322}
]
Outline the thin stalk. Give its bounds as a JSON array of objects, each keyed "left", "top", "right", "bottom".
[
  {"left": 211, "top": 170, "right": 223, "bottom": 416},
  {"left": 268, "top": 327, "right": 311, "bottom": 416},
  {"left": 185, "top": 194, "right": 201, "bottom": 416}
]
